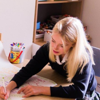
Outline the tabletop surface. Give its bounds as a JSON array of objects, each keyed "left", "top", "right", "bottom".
[{"left": 14, "top": 59, "right": 75, "bottom": 100}]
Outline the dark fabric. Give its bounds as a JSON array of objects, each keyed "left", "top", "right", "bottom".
[
  {"left": 77, "top": 90, "right": 100, "bottom": 100},
  {"left": 11, "top": 43, "right": 97, "bottom": 99}
]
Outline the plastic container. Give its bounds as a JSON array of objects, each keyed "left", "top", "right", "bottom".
[
  {"left": 8, "top": 49, "right": 25, "bottom": 64},
  {"left": 36, "top": 22, "right": 40, "bottom": 30},
  {"left": 44, "top": 32, "right": 51, "bottom": 42},
  {"left": 36, "top": 29, "right": 45, "bottom": 39}
]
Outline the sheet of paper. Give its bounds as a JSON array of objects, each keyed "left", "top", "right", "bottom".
[
  {"left": 0, "top": 74, "right": 57, "bottom": 100},
  {"left": 0, "top": 41, "right": 57, "bottom": 100}
]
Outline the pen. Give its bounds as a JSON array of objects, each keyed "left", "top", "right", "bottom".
[{"left": 2, "top": 77, "right": 6, "bottom": 93}]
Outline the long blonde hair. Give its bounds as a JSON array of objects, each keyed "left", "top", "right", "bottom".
[{"left": 49, "top": 17, "right": 95, "bottom": 82}]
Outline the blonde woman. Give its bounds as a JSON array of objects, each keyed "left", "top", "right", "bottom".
[{"left": 0, "top": 17, "right": 99, "bottom": 100}]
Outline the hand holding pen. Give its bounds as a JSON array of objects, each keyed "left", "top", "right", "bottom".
[
  {"left": 2, "top": 77, "right": 6, "bottom": 94},
  {"left": 0, "top": 77, "right": 10, "bottom": 100}
]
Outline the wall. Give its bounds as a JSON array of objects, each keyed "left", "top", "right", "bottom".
[
  {"left": 0, "top": 0, "right": 36, "bottom": 59},
  {"left": 0, "top": 0, "right": 100, "bottom": 59},
  {"left": 82, "top": 0, "right": 100, "bottom": 48}
]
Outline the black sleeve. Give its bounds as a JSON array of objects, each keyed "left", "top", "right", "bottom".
[
  {"left": 50, "top": 61, "right": 95, "bottom": 99},
  {"left": 11, "top": 43, "right": 49, "bottom": 88}
]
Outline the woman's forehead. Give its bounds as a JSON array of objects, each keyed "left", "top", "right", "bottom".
[
  {"left": 52, "top": 32, "right": 72, "bottom": 45},
  {"left": 52, "top": 33, "right": 62, "bottom": 43}
]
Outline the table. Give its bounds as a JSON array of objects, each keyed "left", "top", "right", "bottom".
[{"left": 14, "top": 59, "right": 75, "bottom": 100}]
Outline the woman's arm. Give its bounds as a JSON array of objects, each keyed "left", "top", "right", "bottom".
[
  {"left": 6, "top": 81, "right": 17, "bottom": 91},
  {"left": 16, "top": 60, "right": 95, "bottom": 99},
  {"left": 50, "top": 61, "right": 97, "bottom": 99},
  {"left": 17, "top": 85, "right": 50, "bottom": 98},
  {"left": 0, "top": 81, "right": 17, "bottom": 99},
  {"left": 11, "top": 43, "right": 50, "bottom": 88}
]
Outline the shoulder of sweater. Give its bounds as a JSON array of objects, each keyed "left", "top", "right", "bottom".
[{"left": 40, "top": 42, "right": 50, "bottom": 52}]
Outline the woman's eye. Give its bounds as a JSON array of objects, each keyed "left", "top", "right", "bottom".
[
  {"left": 52, "top": 39, "right": 55, "bottom": 43},
  {"left": 60, "top": 45, "right": 63, "bottom": 48}
]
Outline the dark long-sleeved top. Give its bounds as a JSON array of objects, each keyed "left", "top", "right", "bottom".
[{"left": 11, "top": 43, "right": 97, "bottom": 99}]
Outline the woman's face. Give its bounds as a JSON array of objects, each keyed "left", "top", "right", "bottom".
[{"left": 51, "top": 32, "right": 73, "bottom": 57}]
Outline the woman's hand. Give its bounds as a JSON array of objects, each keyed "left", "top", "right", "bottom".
[
  {"left": 18, "top": 85, "right": 50, "bottom": 98},
  {"left": 0, "top": 86, "right": 10, "bottom": 100},
  {"left": 0, "top": 81, "right": 17, "bottom": 100}
]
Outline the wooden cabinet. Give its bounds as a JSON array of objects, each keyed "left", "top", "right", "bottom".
[{"left": 33, "top": 0, "right": 83, "bottom": 46}]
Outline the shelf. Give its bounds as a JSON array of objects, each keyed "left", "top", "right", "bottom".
[
  {"left": 33, "top": 0, "right": 83, "bottom": 45},
  {"left": 38, "top": 0, "right": 81, "bottom": 4},
  {"left": 34, "top": 38, "right": 47, "bottom": 46}
]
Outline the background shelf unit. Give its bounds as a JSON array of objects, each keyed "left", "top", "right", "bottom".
[{"left": 33, "top": 0, "right": 83, "bottom": 46}]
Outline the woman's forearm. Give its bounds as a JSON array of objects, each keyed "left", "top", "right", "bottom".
[
  {"left": 41, "top": 87, "right": 51, "bottom": 96},
  {"left": 6, "top": 81, "right": 17, "bottom": 91},
  {"left": 18, "top": 85, "right": 51, "bottom": 97}
]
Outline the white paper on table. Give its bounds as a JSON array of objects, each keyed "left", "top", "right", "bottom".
[
  {"left": 0, "top": 74, "right": 57, "bottom": 100},
  {"left": 0, "top": 41, "right": 57, "bottom": 100}
]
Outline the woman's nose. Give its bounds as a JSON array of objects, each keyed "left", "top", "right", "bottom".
[{"left": 54, "top": 44, "right": 58, "bottom": 50}]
